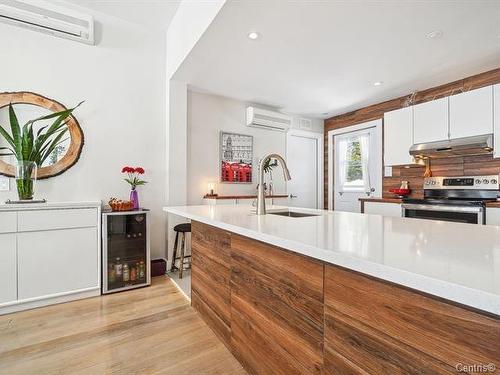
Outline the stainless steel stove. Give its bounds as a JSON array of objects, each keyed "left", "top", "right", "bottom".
[{"left": 402, "top": 175, "right": 500, "bottom": 224}]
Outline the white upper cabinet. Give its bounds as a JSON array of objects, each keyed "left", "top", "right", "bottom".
[
  {"left": 494, "top": 84, "right": 500, "bottom": 158},
  {"left": 384, "top": 106, "right": 414, "bottom": 165},
  {"left": 413, "top": 97, "right": 449, "bottom": 144},
  {"left": 449, "top": 86, "right": 493, "bottom": 139}
]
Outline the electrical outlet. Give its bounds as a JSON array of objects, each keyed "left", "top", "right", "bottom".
[{"left": 0, "top": 176, "right": 10, "bottom": 191}]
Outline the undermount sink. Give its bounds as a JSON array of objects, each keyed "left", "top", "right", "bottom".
[{"left": 268, "top": 210, "right": 319, "bottom": 218}]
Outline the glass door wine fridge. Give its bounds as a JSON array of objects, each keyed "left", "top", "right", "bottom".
[{"left": 102, "top": 210, "right": 151, "bottom": 294}]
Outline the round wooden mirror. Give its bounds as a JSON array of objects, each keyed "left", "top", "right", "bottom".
[{"left": 0, "top": 92, "right": 84, "bottom": 179}]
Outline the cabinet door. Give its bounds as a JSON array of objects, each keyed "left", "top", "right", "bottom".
[
  {"left": 384, "top": 107, "right": 413, "bottom": 165},
  {"left": 413, "top": 97, "right": 449, "bottom": 144},
  {"left": 17, "top": 227, "right": 98, "bottom": 300},
  {"left": 0, "top": 234, "right": 17, "bottom": 304},
  {"left": 0, "top": 212, "right": 17, "bottom": 233},
  {"left": 494, "top": 84, "right": 500, "bottom": 158},
  {"left": 486, "top": 208, "right": 500, "bottom": 226},
  {"left": 363, "top": 202, "right": 401, "bottom": 217},
  {"left": 450, "top": 86, "right": 493, "bottom": 139}
]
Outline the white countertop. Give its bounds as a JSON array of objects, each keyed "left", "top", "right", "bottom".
[
  {"left": 164, "top": 204, "right": 500, "bottom": 316},
  {"left": 0, "top": 201, "right": 101, "bottom": 211}
]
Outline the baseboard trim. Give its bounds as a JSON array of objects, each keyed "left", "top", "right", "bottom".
[{"left": 0, "top": 287, "right": 101, "bottom": 315}]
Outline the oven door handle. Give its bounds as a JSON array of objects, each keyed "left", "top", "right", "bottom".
[{"left": 401, "top": 204, "right": 484, "bottom": 213}]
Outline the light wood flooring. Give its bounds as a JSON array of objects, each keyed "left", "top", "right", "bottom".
[{"left": 0, "top": 277, "right": 246, "bottom": 375}]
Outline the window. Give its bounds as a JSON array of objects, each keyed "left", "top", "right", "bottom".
[
  {"left": 337, "top": 133, "right": 370, "bottom": 192},
  {"left": 344, "top": 138, "right": 363, "bottom": 189}
]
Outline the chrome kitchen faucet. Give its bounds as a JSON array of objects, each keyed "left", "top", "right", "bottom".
[{"left": 256, "top": 153, "right": 291, "bottom": 215}]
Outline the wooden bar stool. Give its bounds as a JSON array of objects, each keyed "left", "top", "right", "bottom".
[{"left": 171, "top": 223, "right": 191, "bottom": 279}]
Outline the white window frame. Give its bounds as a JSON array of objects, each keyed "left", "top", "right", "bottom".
[{"left": 328, "top": 119, "right": 383, "bottom": 211}]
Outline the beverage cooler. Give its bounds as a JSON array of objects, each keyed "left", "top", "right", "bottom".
[{"left": 102, "top": 210, "right": 151, "bottom": 294}]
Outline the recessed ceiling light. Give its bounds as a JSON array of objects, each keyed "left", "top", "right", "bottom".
[
  {"left": 247, "top": 31, "right": 260, "bottom": 40},
  {"left": 373, "top": 81, "right": 383, "bottom": 87},
  {"left": 426, "top": 30, "right": 443, "bottom": 39}
]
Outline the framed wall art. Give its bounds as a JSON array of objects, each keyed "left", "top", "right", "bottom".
[{"left": 220, "top": 131, "right": 253, "bottom": 183}]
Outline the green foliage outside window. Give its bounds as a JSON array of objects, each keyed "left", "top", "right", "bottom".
[{"left": 346, "top": 140, "right": 362, "bottom": 182}]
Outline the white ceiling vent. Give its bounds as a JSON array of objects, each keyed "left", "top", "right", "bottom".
[
  {"left": 296, "top": 117, "right": 312, "bottom": 131},
  {"left": 0, "top": 0, "right": 94, "bottom": 45},
  {"left": 246, "top": 107, "right": 292, "bottom": 132}
]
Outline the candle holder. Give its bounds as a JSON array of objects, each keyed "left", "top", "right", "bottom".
[{"left": 204, "top": 182, "right": 218, "bottom": 198}]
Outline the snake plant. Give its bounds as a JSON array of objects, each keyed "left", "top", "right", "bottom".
[{"left": 0, "top": 102, "right": 82, "bottom": 199}]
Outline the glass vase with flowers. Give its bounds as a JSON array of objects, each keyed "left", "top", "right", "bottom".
[{"left": 122, "top": 166, "right": 147, "bottom": 209}]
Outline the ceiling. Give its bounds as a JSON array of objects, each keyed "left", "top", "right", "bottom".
[
  {"left": 61, "top": 0, "right": 180, "bottom": 30},
  {"left": 174, "top": 0, "right": 500, "bottom": 118}
]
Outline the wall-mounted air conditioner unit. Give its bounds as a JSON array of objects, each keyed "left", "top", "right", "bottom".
[
  {"left": 246, "top": 107, "right": 292, "bottom": 132},
  {"left": 0, "top": 0, "right": 94, "bottom": 45}
]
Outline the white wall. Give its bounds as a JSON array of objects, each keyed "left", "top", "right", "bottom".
[
  {"left": 166, "top": 0, "right": 226, "bottom": 80},
  {"left": 0, "top": 8, "right": 167, "bottom": 259},
  {"left": 187, "top": 90, "right": 323, "bottom": 205},
  {"left": 164, "top": 0, "right": 226, "bottom": 269}
]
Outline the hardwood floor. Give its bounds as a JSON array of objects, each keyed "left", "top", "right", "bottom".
[{"left": 0, "top": 276, "right": 246, "bottom": 375}]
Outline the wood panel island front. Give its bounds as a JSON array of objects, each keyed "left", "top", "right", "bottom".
[
  {"left": 164, "top": 205, "right": 500, "bottom": 374},
  {"left": 191, "top": 222, "right": 499, "bottom": 374}
]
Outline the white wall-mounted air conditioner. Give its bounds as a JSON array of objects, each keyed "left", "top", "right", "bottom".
[
  {"left": 0, "top": 0, "right": 94, "bottom": 45},
  {"left": 246, "top": 107, "right": 292, "bottom": 132}
]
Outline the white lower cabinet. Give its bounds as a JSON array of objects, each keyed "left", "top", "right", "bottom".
[
  {"left": 0, "top": 234, "right": 17, "bottom": 304},
  {"left": 486, "top": 208, "right": 500, "bottom": 226},
  {"left": 0, "top": 203, "right": 101, "bottom": 315},
  {"left": 363, "top": 202, "right": 402, "bottom": 218},
  {"left": 17, "top": 227, "right": 98, "bottom": 300}
]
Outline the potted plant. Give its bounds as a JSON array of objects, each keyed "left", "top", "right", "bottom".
[
  {"left": 0, "top": 102, "right": 82, "bottom": 200},
  {"left": 122, "top": 166, "right": 147, "bottom": 209},
  {"left": 257, "top": 158, "right": 279, "bottom": 195}
]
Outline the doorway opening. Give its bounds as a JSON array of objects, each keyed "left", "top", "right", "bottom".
[{"left": 328, "top": 119, "right": 382, "bottom": 212}]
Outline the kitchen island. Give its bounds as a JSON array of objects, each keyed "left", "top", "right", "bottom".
[{"left": 164, "top": 205, "right": 500, "bottom": 374}]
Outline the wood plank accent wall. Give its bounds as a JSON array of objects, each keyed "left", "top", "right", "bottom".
[
  {"left": 191, "top": 221, "right": 500, "bottom": 375},
  {"left": 324, "top": 67, "right": 500, "bottom": 205}
]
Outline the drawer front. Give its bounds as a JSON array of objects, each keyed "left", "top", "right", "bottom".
[
  {"left": 18, "top": 208, "right": 97, "bottom": 232},
  {"left": 17, "top": 227, "right": 98, "bottom": 299},
  {"left": 324, "top": 265, "right": 500, "bottom": 369},
  {"left": 0, "top": 212, "right": 17, "bottom": 233},
  {"left": 324, "top": 307, "right": 455, "bottom": 374}
]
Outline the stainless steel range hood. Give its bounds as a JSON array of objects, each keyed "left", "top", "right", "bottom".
[{"left": 409, "top": 134, "right": 493, "bottom": 159}]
